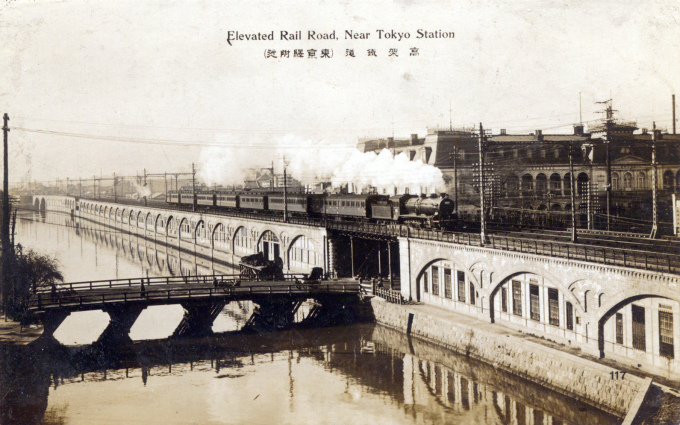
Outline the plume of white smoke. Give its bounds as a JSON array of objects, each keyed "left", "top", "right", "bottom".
[
  {"left": 196, "top": 134, "right": 445, "bottom": 194},
  {"left": 131, "top": 181, "right": 151, "bottom": 197}
]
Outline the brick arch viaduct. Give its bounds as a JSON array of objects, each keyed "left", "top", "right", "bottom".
[{"left": 34, "top": 195, "right": 680, "bottom": 374}]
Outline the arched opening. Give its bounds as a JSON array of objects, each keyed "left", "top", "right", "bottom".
[
  {"left": 155, "top": 215, "right": 166, "bottom": 234},
  {"left": 167, "top": 216, "right": 178, "bottom": 237},
  {"left": 258, "top": 230, "right": 281, "bottom": 262},
  {"left": 179, "top": 218, "right": 192, "bottom": 240},
  {"left": 521, "top": 174, "right": 533, "bottom": 195},
  {"left": 129, "top": 210, "right": 136, "bottom": 225},
  {"left": 146, "top": 212, "right": 154, "bottom": 231},
  {"left": 195, "top": 220, "right": 209, "bottom": 245},
  {"left": 599, "top": 295, "right": 679, "bottom": 368},
  {"left": 104, "top": 206, "right": 108, "bottom": 218},
  {"left": 535, "top": 173, "right": 548, "bottom": 194},
  {"left": 40, "top": 198, "right": 46, "bottom": 213},
  {"left": 137, "top": 211, "right": 145, "bottom": 228},
  {"left": 417, "top": 259, "right": 479, "bottom": 314},
  {"left": 34, "top": 198, "right": 40, "bottom": 211},
  {"left": 577, "top": 173, "right": 589, "bottom": 195},
  {"left": 490, "top": 272, "right": 582, "bottom": 340},
  {"left": 612, "top": 173, "right": 620, "bottom": 191},
  {"left": 550, "top": 204, "right": 562, "bottom": 211},
  {"left": 549, "top": 173, "right": 561, "bottom": 195},
  {"left": 623, "top": 172, "right": 632, "bottom": 190},
  {"left": 233, "top": 226, "right": 254, "bottom": 256},
  {"left": 288, "top": 235, "right": 321, "bottom": 271},
  {"left": 212, "top": 223, "right": 229, "bottom": 251},
  {"left": 506, "top": 174, "right": 519, "bottom": 195}
]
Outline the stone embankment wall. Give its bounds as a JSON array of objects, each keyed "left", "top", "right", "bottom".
[{"left": 371, "top": 298, "right": 651, "bottom": 418}]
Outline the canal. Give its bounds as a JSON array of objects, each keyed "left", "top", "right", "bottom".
[{"left": 3, "top": 211, "right": 621, "bottom": 424}]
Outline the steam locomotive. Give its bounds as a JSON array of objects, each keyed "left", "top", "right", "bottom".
[{"left": 166, "top": 188, "right": 455, "bottom": 227}]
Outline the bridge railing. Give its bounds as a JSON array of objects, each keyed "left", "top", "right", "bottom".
[
  {"left": 29, "top": 280, "right": 361, "bottom": 310},
  {"left": 33, "top": 272, "right": 320, "bottom": 294}
]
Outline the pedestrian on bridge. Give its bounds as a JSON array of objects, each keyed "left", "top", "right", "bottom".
[{"left": 140, "top": 279, "right": 146, "bottom": 297}]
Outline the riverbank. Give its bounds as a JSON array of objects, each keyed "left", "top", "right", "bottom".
[
  {"left": 369, "top": 297, "right": 676, "bottom": 424},
  {"left": 0, "top": 313, "right": 42, "bottom": 345}
]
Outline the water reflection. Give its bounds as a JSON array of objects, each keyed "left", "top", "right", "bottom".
[
  {"left": 10, "top": 211, "right": 622, "bottom": 424},
  {"left": 0, "top": 324, "right": 619, "bottom": 425}
]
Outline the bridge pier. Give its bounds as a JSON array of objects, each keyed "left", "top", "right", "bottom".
[
  {"left": 39, "top": 311, "right": 70, "bottom": 343},
  {"left": 96, "top": 306, "right": 145, "bottom": 347},
  {"left": 172, "top": 300, "right": 226, "bottom": 338},
  {"left": 245, "top": 298, "right": 303, "bottom": 331}
]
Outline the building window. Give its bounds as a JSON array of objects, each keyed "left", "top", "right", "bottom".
[
  {"left": 659, "top": 309, "right": 674, "bottom": 359},
  {"left": 616, "top": 313, "right": 624, "bottom": 345},
  {"left": 566, "top": 302, "right": 574, "bottom": 330},
  {"left": 512, "top": 280, "right": 522, "bottom": 316},
  {"left": 432, "top": 267, "right": 439, "bottom": 296},
  {"left": 457, "top": 271, "right": 466, "bottom": 302},
  {"left": 623, "top": 173, "right": 632, "bottom": 189},
  {"left": 548, "top": 288, "right": 559, "bottom": 326},
  {"left": 469, "top": 282, "right": 476, "bottom": 305},
  {"left": 501, "top": 286, "right": 507, "bottom": 312},
  {"left": 444, "top": 269, "right": 452, "bottom": 299},
  {"left": 423, "top": 271, "right": 428, "bottom": 293},
  {"left": 611, "top": 173, "right": 620, "bottom": 190},
  {"left": 637, "top": 172, "right": 646, "bottom": 189},
  {"left": 530, "top": 284, "right": 540, "bottom": 321},
  {"left": 632, "top": 305, "right": 646, "bottom": 352}
]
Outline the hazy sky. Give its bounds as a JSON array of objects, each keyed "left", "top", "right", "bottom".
[{"left": 1, "top": 0, "right": 679, "bottom": 184}]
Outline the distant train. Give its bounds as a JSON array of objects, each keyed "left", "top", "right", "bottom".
[{"left": 166, "top": 189, "right": 456, "bottom": 227}]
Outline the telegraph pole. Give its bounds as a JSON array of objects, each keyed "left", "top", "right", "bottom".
[
  {"left": 143, "top": 168, "right": 147, "bottom": 206},
  {"left": 1, "top": 114, "right": 10, "bottom": 315},
  {"left": 651, "top": 123, "right": 659, "bottom": 238},
  {"left": 478, "top": 123, "right": 486, "bottom": 245},
  {"left": 569, "top": 142, "right": 578, "bottom": 242},
  {"left": 453, "top": 146, "right": 458, "bottom": 216},
  {"left": 283, "top": 156, "right": 289, "bottom": 222},
  {"left": 191, "top": 163, "right": 196, "bottom": 212}
]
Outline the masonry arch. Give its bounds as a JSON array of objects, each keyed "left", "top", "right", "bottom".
[
  {"left": 121, "top": 209, "right": 128, "bottom": 224},
  {"left": 415, "top": 257, "right": 480, "bottom": 310},
  {"left": 195, "top": 220, "right": 209, "bottom": 245},
  {"left": 145, "top": 212, "right": 154, "bottom": 231},
  {"left": 258, "top": 230, "right": 281, "bottom": 262},
  {"left": 166, "top": 216, "right": 178, "bottom": 237},
  {"left": 178, "top": 217, "right": 192, "bottom": 240},
  {"left": 39, "top": 198, "right": 46, "bottom": 213},
  {"left": 598, "top": 294, "right": 680, "bottom": 367},
  {"left": 136, "top": 211, "right": 145, "bottom": 228},
  {"left": 287, "top": 235, "right": 322, "bottom": 271},
  {"left": 233, "top": 226, "right": 254, "bottom": 256},
  {"left": 129, "top": 210, "right": 136, "bottom": 225},
  {"left": 211, "top": 222, "right": 229, "bottom": 251},
  {"left": 104, "top": 206, "right": 108, "bottom": 218},
  {"left": 155, "top": 214, "right": 166, "bottom": 235},
  {"left": 489, "top": 268, "right": 585, "bottom": 340}
]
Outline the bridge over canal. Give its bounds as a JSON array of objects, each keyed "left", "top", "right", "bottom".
[
  {"left": 33, "top": 194, "right": 680, "bottom": 376},
  {"left": 30, "top": 273, "right": 362, "bottom": 346}
]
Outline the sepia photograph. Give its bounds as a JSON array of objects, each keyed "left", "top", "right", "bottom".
[{"left": 1, "top": 1, "right": 679, "bottom": 424}]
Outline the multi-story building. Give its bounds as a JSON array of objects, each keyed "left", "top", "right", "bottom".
[{"left": 358, "top": 120, "right": 680, "bottom": 232}]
